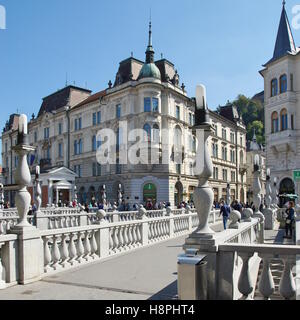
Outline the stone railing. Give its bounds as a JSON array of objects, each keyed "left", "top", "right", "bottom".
[
  {"left": 218, "top": 243, "right": 300, "bottom": 300},
  {"left": 0, "top": 234, "right": 18, "bottom": 289},
  {"left": 39, "top": 212, "right": 196, "bottom": 277},
  {"left": 0, "top": 209, "right": 222, "bottom": 287},
  {"left": 0, "top": 207, "right": 219, "bottom": 234}
]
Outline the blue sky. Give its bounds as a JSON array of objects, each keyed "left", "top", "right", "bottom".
[{"left": 0, "top": 0, "right": 299, "bottom": 149}]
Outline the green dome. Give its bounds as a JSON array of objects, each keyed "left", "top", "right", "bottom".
[{"left": 138, "top": 63, "right": 161, "bottom": 80}]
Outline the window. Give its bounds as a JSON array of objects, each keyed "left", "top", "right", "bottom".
[
  {"left": 58, "top": 123, "right": 62, "bottom": 135},
  {"left": 222, "top": 147, "right": 227, "bottom": 161},
  {"left": 230, "top": 149, "right": 235, "bottom": 163},
  {"left": 222, "top": 169, "right": 228, "bottom": 181},
  {"left": 44, "top": 127, "right": 50, "bottom": 139},
  {"left": 280, "top": 109, "right": 288, "bottom": 131},
  {"left": 92, "top": 113, "right": 97, "bottom": 126},
  {"left": 176, "top": 164, "right": 181, "bottom": 175},
  {"left": 144, "top": 98, "right": 151, "bottom": 112},
  {"left": 58, "top": 143, "right": 63, "bottom": 158},
  {"left": 290, "top": 74, "right": 294, "bottom": 91},
  {"left": 74, "top": 140, "right": 83, "bottom": 155},
  {"left": 74, "top": 165, "right": 82, "bottom": 177},
  {"left": 92, "top": 135, "right": 96, "bottom": 152},
  {"left": 97, "top": 163, "right": 101, "bottom": 176},
  {"left": 116, "top": 104, "right": 121, "bottom": 119},
  {"left": 5, "top": 142, "right": 7, "bottom": 153},
  {"left": 116, "top": 158, "right": 121, "bottom": 174},
  {"left": 231, "top": 171, "right": 236, "bottom": 182},
  {"left": 92, "top": 163, "right": 96, "bottom": 177},
  {"left": 271, "top": 78, "right": 278, "bottom": 97},
  {"left": 144, "top": 97, "right": 159, "bottom": 112},
  {"left": 93, "top": 111, "right": 101, "bottom": 125},
  {"left": 75, "top": 118, "right": 82, "bottom": 131},
  {"left": 213, "top": 167, "right": 219, "bottom": 180},
  {"left": 230, "top": 132, "right": 235, "bottom": 144},
  {"left": 34, "top": 131, "right": 37, "bottom": 143},
  {"left": 79, "top": 139, "right": 83, "bottom": 154},
  {"left": 152, "top": 98, "right": 159, "bottom": 112},
  {"left": 212, "top": 143, "right": 218, "bottom": 158},
  {"left": 176, "top": 106, "right": 180, "bottom": 120},
  {"left": 280, "top": 74, "right": 287, "bottom": 94},
  {"left": 189, "top": 113, "right": 192, "bottom": 126},
  {"left": 222, "top": 128, "right": 227, "bottom": 140},
  {"left": 271, "top": 79, "right": 278, "bottom": 97},
  {"left": 291, "top": 114, "right": 294, "bottom": 130},
  {"left": 240, "top": 151, "right": 244, "bottom": 164},
  {"left": 240, "top": 136, "right": 243, "bottom": 147},
  {"left": 271, "top": 112, "right": 279, "bottom": 133}
]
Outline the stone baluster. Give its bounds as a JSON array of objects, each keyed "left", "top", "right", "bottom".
[
  {"left": 118, "top": 226, "right": 124, "bottom": 251},
  {"left": 258, "top": 254, "right": 275, "bottom": 300},
  {"left": 128, "top": 225, "right": 133, "bottom": 248},
  {"left": 0, "top": 243, "right": 6, "bottom": 289},
  {"left": 148, "top": 222, "right": 153, "bottom": 241},
  {"left": 43, "top": 236, "right": 52, "bottom": 272},
  {"left": 108, "top": 228, "right": 114, "bottom": 253},
  {"left": 136, "top": 224, "right": 142, "bottom": 245},
  {"left": 279, "top": 256, "right": 296, "bottom": 300},
  {"left": 76, "top": 232, "right": 85, "bottom": 263},
  {"left": 84, "top": 231, "right": 92, "bottom": 261},
  {"left": 123, "top": 225, "right": 129, "bottom": 250},
  {"left": 60, "top": 234, "right": 70, "bottom": 268},
  {"left": 112, "top": 227, "right": 119, "bottom": 253},
  {"left": 91, "top": 230, "right": 98, "bottom": 259},
  {"left": 68, "top": 233, "right": 77, "bottom": 266},
  {"left": 271, "top": 177, "right": 279, "bottom": 210},
  {"left": 52, "top": 235, "right": 61, "bottom": 270},
  {"left": 238, "top": 253, "right": 254, "bottom": 299}
]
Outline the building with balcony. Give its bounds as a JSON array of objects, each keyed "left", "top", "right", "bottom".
[
  {"left": 260, "top": 2, "right": 300, "bottom": 204},
  {"left": 1, "top": 22, "right": 247, "bottom": 207}
]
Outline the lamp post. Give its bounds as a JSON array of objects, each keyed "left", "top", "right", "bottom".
[{"left": 35, "top": 165, "right": 42, "bottom": 213}]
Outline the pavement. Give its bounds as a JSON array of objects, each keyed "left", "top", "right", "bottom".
[
  {"left": 0, "top": 223, "right": 224, "bottom": 300},
  {"left": 264, "top": 221, "right": 295, "bottom": 245}
]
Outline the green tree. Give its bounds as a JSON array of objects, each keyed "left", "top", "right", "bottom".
[{"left": 231, "top": 95, "right": 265, "bottom": 145}]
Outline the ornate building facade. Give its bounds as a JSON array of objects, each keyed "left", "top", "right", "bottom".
[
  {"left": 260, "top": 2, "right": 300, "bottom": 204},
  {"left": 1, "top": 23, "right": 247, "bottom": 207}
]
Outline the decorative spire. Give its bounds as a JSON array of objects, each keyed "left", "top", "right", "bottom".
[
  {"left": 268, "top": 1, "right": 296, "bottom": 64},
  {"left": 145, "top": 19, "right": 155, "bottom": 64}
]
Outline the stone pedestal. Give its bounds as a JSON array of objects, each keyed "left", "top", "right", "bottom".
[
  {"left": 263, "top": 208, "right": 275, "bottom": 230},
  {"left": 9, "top": 226, "right": 43, "bottom": 285}
]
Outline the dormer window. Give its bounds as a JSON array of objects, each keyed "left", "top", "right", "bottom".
[
  {"left": 271, "top": 78, "right": 278, "bottom": 97},
  {"left": 280, "top": 74, "right": 287, "bottom": 93}
]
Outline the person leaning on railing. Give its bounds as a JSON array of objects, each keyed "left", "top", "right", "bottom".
[{"left": 283, "top": 201, "right": 295, "bottom": 239}]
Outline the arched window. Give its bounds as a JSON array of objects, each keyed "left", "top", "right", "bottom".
[
  {"left": 143, "top": 124, "right": 151, "bottom": 142},
  {"left": 271, "top": 112, "right": 279, "bottom": 133},
  {"left": 271, "top": 78, "right": 278, "bottom": 97},
  {"left": 280, "top": 74, "right": 287, "bottom": 94},
  {"left": 280, "top": 109, "right": 288, "bottom": 131},
  {"left": 153, "top": 124, "right": 160, "bottom": 143}
]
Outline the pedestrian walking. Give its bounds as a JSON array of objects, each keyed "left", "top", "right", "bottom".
[{"left": 219, "top": 200, "right": 231, "bottom": 230}]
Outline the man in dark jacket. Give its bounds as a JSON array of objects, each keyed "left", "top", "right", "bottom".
[
  {"left": 284, "top": 201, "right": 295, "bottom": 239},
  {"left": 220, "top": 200, "right": 231, "bottom": 230}
]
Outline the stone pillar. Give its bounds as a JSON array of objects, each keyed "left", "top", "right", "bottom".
[
  {"left": 95, "top": 210, "right": 109, "bottom": 258},
  {"left": 9, "top": 115, "right": 43, "bottom": 285},
  {"left": 182, "top": 85, "right": 217, "bottom": 299}
]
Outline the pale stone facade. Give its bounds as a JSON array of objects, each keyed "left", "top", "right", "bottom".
[
  {"left": 1, "top": 24, "right": 247, "bottom": 207},
  {"left": 260, "top": 4, "right": 300, "bottom": 205}
]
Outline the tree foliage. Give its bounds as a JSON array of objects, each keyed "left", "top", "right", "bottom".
[{"left": 218, "top": 94, "right": 265, "bottom": 145}]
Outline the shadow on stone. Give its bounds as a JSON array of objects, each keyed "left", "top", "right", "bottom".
[{"left": 148, "top": 280, "right": 178, "bottom": 300}]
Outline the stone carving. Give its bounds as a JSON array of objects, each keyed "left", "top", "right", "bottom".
[{"left": 229, "top": 210, "right": 241, "bottom": 229}]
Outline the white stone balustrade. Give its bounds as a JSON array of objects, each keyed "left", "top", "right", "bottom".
[{"left": 218, "top": 243, "right": 300, "bottom": 300}]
